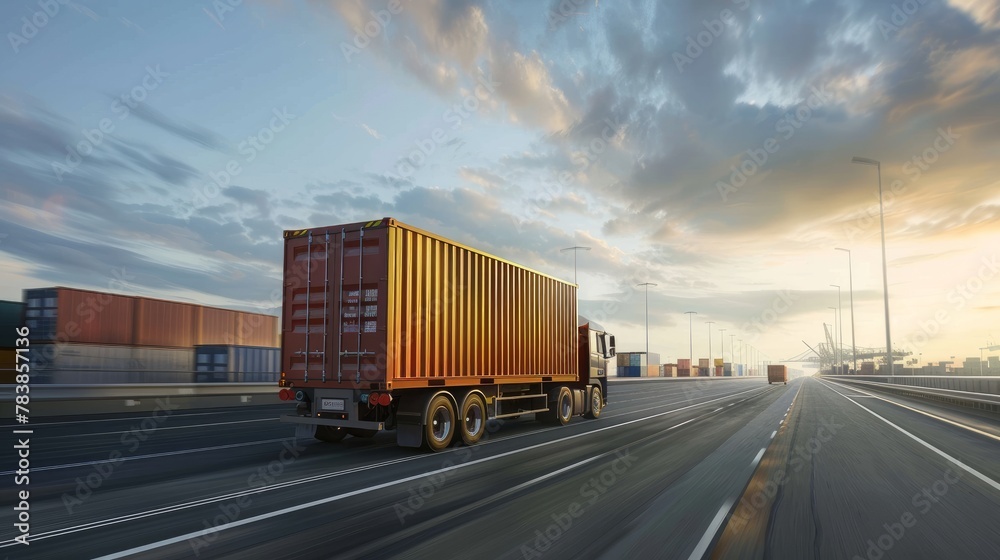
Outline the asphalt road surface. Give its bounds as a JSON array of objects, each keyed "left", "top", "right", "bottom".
[{"left": 1, "top": 376, "right": 997, "bottom": 559}]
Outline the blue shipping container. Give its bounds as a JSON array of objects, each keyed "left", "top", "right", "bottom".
[{"left": 195, "top": 345, "right": 279, "bottom": 382}]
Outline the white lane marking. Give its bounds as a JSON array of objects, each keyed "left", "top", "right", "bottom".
[
  {"left": 770, "top": 430, "right": 777, "bottom": 439},
  {"left": 714, "top": 408, "right": 723, "bottom": 412},
  {"left": 0, "top": 438, "right": 290, "bottom": 476},
  {"left": 0, "top": 409, "right": 279, "bottom": 428},
  {"left": 80, "top": 387, "right": 769, "bottom": 558},
  {"left": 750, "top": 448, "right": 766, "bottom": 468},
  {"left": 47, "top": 418, "right": 277, "bottom": 438},
  {"left": 820, "top": 381, "right": 1000, "bottom": 494},
  {"left": 687, "top": 501, "right": 734, "bottom": 560},
  {"left": 0, "top": 385, "right": 757, "bottom": 477},
  {"left": 826, "top": 381, "right": 1000, "bottom": 443}
]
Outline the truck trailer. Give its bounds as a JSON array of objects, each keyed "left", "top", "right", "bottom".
[
  {"left": 767, "top": 364, "right": 788, "bottom": 385},
  {"left": 277, "top": 218, "right": 615, "bottom": 451}
]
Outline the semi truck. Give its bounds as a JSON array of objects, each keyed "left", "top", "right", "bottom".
[
  {"left": 767, "top": 364, "right": 788, "bottom": 385},
  {"left": 277, "top": 218, "right": 615, "bottom": 451}
]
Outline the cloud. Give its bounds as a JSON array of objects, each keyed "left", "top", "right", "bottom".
[
  {"left": 223, "top": 186, "right": 272, "bottom": 216},
  {"left": 326, "top": 0, "right": 578, "bottom": 133},
  {"left": 360, "top": 123, "right": 381, "bottom": 139},
  {"left": 128, "top": 103, "right": 228, "bottom": 151}
]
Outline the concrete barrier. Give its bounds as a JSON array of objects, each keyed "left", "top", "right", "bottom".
[
  {"left": 0, "top": 383, "right": 281, "bottom": 417},
  {"left": 823, "top": 375, "right": 1000, "bottom": 413}
]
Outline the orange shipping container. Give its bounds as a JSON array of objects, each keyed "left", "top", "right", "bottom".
[{"left": 281, "top": 219, "right": 578, "bottom": 389}]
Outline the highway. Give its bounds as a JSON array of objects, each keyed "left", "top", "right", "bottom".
[{"left": 2, "top": 377, "right": 998, "bottom": 559}]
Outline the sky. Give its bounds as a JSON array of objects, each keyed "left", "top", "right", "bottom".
[{"left": 1, "top": 0, "right": 998, "bottom": 369}]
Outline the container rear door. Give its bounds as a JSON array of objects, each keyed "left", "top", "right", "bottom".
[{"left": 282, "top": 225, "right": 388, "bottom": 387}]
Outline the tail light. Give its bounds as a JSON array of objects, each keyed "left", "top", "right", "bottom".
[
  {"left": 278, "top": 388, "right": 291, "bottom": 401},
  {"left": 377, "top": 393, "right": 392, "bottom": 406},
  {"left": 368, "top": 392, "right": 380, "bottom": 406}
]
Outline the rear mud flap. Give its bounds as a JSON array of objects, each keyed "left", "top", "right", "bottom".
[{"left": 295, "top": 422, "right": 317, "bottom": 440}]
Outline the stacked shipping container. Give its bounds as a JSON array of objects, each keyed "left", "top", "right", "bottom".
[
  {"left": 615, "top": 352, "right": 661, "bottom": 377},
  {"left": 0, "top": 301, "right": 25, "bottom": 384},
  {"left": 22, "top": 287, "right": 279, "bottom": 383},
  {"left": 23, "top": 287, "right": 279, "bottom": 347},
  {"left": 195, "top": 345, "right": 280, "bottom": 383},
  {"left": 677, "top": 358, "right": 691, "bottom": 377}
]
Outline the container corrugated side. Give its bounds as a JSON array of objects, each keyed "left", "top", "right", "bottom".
[
  {"left": 29, "top": 342, "right": 194, "bottom": 383},
  {"left": 53, "top": 288, "right": 135, "bottom": 346},
  {"left": 134, "top": 297, "right": 196, "bottom": 347}
]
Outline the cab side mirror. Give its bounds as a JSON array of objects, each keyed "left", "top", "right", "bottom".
[{"left": 607, "top": 334, "right": 616, "bottom": 358}]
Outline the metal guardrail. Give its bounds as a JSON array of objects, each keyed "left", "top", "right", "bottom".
[
  {"left": 0, "top": 383, "right": 282, "bottom": 417},
  {"left": 609, "top": 376, "right": 766, "bottom": 381},
  {"left": 823, "top": 375, "right": 1000, "bottom": 413}
]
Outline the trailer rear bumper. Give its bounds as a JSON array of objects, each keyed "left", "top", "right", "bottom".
[{"left": 279, "top": 414, "right": 384, "bottom": 431}]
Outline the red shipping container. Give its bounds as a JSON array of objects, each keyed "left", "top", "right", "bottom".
[{"left": 24, "top": 287, "right": 278, "bottom": 348}]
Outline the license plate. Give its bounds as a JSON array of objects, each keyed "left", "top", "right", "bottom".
[{"left": 320, "top": 398, "right": 346, "bottom": 411}]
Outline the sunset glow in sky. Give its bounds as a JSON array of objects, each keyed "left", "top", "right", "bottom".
[{"left": 1, "top": 0, "right": 998, "bottom": 367}]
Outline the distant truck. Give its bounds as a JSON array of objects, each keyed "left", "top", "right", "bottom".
[
  {"left": 768, "top": 364, "right": 788, "bottom": 385},
  {"left": 277, "top": 218, "right": 615, "bottom": 451}
]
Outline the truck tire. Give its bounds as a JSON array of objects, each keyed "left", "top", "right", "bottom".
[
  {"left": 315, "top": 425, "right": 347, "bottom": 443},
  {"left": 554, "top": 387, "right": 573, "bottom": 425},
  {"left": 540, "top": 386, "right": 574, "bottom": 426},
  {"left": 459, "top": 393, "right": 487, "bottom": 445},
  {"left": 584, "top": 386, "right": 603, "bottom": 419},
  {"left": 424, "top": 394, "right": 456, "bottom": 452}
]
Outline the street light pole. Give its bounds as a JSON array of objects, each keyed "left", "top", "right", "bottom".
[
  {"left": 852, "top": 156, "right": 893, "bottom": 375},
  {"left": 738, "top": 339, "right": 742, "bottom": 376},
  {"left": 828, "top": 308, "right": 838, "bottom": 374},
  {"left": 719, "top": 328, "right": 726, "bottom": 376},
  {"left": 561, "top": 246, "right": 591, "bottom": 285},
  {"left": 706, "top": 321, "right": 715, "bottom": 376},
  {"left": 637, "top": 283, "right": 657, "bottom": 361},
  {"left": 835, "top": 248, "right": 857, "bottom": 373},
  {"left": 685, "top": 311, "right": 697, "bottom": 373},
  {"left": 730, "top": 334, "right": 735, "bottom": 369},
  {"left": 831, "top": 284, "right": 842, "bottom": 373}
]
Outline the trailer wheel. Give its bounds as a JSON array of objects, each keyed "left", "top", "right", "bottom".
[
  {"left": 315, "top": 425, "right": 347, "bottom": 443},
  {"left": 424, "top": 394, "right": 456, "bottom": 452},
  {"left": 460, "top": 393, "right": 487, "bottom": 446},
  {"left": 584, "top": 386, "right": 603, "bottom": 419}
]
